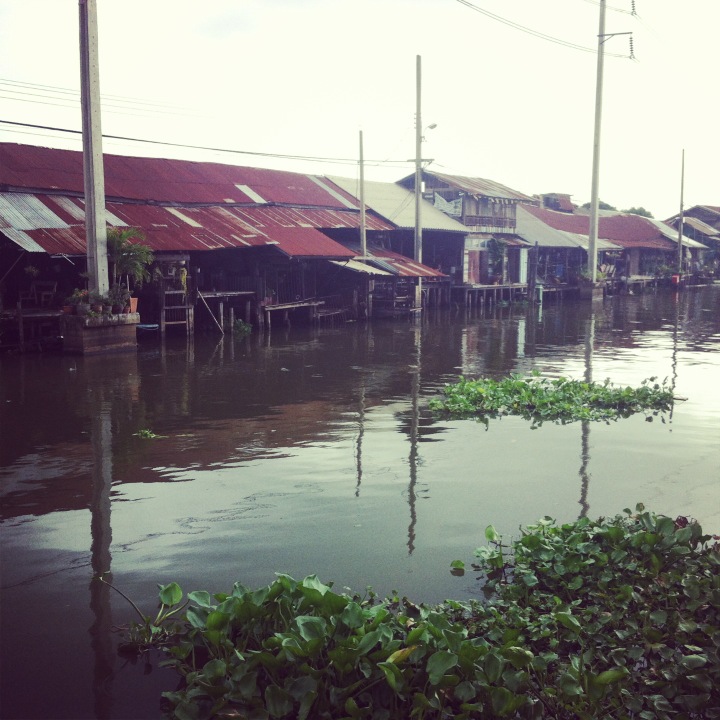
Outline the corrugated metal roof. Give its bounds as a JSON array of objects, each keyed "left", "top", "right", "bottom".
[
  {"left": 674, "top": 216, "right": 720, "bottom": 236},
  {"left": 328, "top": 175, "right": 469, "bottom": 233},
  {"left": 516, "top": 206, "right": 620, "bottom": 250},
  {"left": 520, "top": 205, "right": 702, "bottom": 251},
  {"left": 399, "top": 171, "right": 535, "bottom": 203},
  {"left": 342, "top": 244, "right": 446, "bottom": 278},
  {"left": 0, "top": 192, "right": 69, "bottom": 230},
  {"left": 0, "top": 193, "right": 377, "bottom": 258},
  {"left": 0, "top": 143, "right": 364, "bottom": 210},
  {"left": 329, "top": 259, "right": 393, "bottom": 275}
]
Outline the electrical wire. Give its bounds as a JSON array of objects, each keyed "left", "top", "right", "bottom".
[
  {"left": 0, "top": 119, "right": 413, "bottom": 169},
  {"left": 579, "top": 0, "right": 637, "bottom": 15},
  {"left": 0, "top": 77, "right": 199, "bottom": 114},
  {"left": 456, "top": 0, "right": 630, "bottom": 58}
]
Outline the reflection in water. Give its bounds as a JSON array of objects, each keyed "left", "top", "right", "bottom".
[
  {"left": 89, "top": 401, "right": 114, "bottom": 719},
  {"left": 2, "top": 287, "right": 719, "bottom": 719},
  {"left": 578, "top": 312, "right": 596, "bottom": 519},
  {"left": 578, "top": 422, "right": 591, "bottom": 519},
  {"left": 407, "top": 324, "right": 421, "bottom": 555},
  {"left": 668, "top": 292, "right": 681, "bottom": 429},
  {"left": 355, "top": 380, "right": 365, "bottom": 498}
]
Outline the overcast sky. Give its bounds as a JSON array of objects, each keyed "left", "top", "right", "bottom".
[{"left": 0, "top": 0, "right": 717, "bottom": 220}]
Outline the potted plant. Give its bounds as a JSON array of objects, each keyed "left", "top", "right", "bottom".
[
  {"left": 107, "top": 227, "right": 154, "bottom": 314},
  {"left": 88, "top": 290, "right": 106, "bottom": 313},
  {"left": 107, "top": 283, "right": 130, "bottom": 314},
  {"left": 66, "top": 288, "right": 90, "bottom": 315}
]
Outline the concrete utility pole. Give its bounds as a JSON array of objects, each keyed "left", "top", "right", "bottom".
[
  {"left": 79, "top": 0, "right": 109, "bottom": 295},
  {"left": 587, "top": 0, "right": 606, "bottom": 284},
  {"left": 359, "top": 130, "right": 367, "bottom": 259},
  {"left": 677, "top": 149, "right": 685, "bottom": 273},
  {"left": 414, "top": 55, "right": 423, "bottom": 309}
]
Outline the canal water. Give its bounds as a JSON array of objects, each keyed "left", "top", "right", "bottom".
[{"left": 1, "top": 286, "right": 719, "bottom": 719}]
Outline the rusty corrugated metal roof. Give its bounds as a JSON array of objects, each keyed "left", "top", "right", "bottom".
[
  {"left": 0, "top": 141, "right": 401, "bottom": 258},
  {"left": 1, "top": 192, "right": 381, "bottom": 258},
  {"left": 519, "top": 205, "right": 701, "bottom": 251},
  {"left": 343, "top": 244, "right": 446, "bottom": 278},
  {"left": 0, "top": 143, "right": 365, "bottom": 210}
]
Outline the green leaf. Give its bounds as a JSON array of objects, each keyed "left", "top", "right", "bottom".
[
  {"left": 594, "top": 667, "right": 629, "bottom": 685},
  {"left": 387, "top": 645, "right": 418, "bottom": 665},
  {"left": 378, "top": 661, "right": 405, "bottom": 691},
  {"left": 265, "top": 685, "right": 293, "bottom": 718},
  {"left": 555, "top": 611, "right": 582, "bottom": 634},
  {"left": 206, "top": 610, "right": 229, "bottom": 632},
  {"left": 649, "top": 609, "right": 667, "bottom": 626},
  {"left": 185, "top": 607, "right": 207, "bottom": 629},
  {"left": 567, "top": 575, "right": 583, "bottom": 590},
  {"left": 186, "top": 590, "right": 212, "bottom": 608},
  {"left": 340, "top": 601, "right": 366, "bottom": 629},
  {"left": 558, "top": 672, "right": 583, "bottom": 697},
  {"left": 454, "top": 680, "right": 476, "bottom": 703},
  {"left": 490, "top": 686, "right": 515, "bottom": 715},
  {"left": 158, "top": 582, "right": 183, "bottom": 607},
  {"left": 201, "top": 658, "right": 227, "bottom": 681},
  {"left": 294, "top": 615, "right": 327, "bottom": 642},
  {"left": 502, "top": 646, "right": 534, "bottom": 669},
  {"left": 680, "top": 654, "right": 707, "bottom": 670},
  {"left": 485, "top": 525, "right": 500, "bottom": 542},
  {"left": 427, "top": 650, "right": 458, "bottom": 685},
  {"left": 356, "top": 628, "right": 382, "bottom": 655},
  {"left": 484, "top": 652, "right": 505, "bottom": 683}
]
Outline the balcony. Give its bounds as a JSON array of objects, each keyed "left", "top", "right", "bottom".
[{"left": 463, "top": 215, "right": 516, "bottom": 232}]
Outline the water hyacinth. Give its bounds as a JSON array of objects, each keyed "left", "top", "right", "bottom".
[
  {"left": 428, "top": 372, "right": 675, "bottom": 426},
  {"left": 112, "top": 506, "right": 719, "bottom": 719}
]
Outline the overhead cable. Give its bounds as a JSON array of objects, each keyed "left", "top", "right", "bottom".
[
  {"left": 455, "top": 0, "right": 629, "bottom": 58},
  {"left": 0, "top": 119, "right": 412, "bottom": 168}
]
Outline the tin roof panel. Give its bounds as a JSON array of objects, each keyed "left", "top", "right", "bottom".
[{"left": 0, "top": 143, "right": 370, "bottom": 209}]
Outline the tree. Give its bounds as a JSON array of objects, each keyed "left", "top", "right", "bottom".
[
  {"left": 622, "top": 206, "right": 654, "bottom": 218},
  {"left": 106, "top": 227, "right": 154, "bottom": 289},
  {"left": 581, "top": 200, "right": 617, "bottom": 211}
]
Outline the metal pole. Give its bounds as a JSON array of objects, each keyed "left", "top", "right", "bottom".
[
  {"left": 414, "top": 55, "right": 423, "bottom": 308},
  {"left": 588, "top": 0, "right": 606, "bottom": 284},
  {"left": 79, "top": 0, "right": 109, "bottom": 295}
]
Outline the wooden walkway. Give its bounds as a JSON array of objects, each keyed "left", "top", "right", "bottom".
[{"left": 451, "top": 283, "right": 529, "bottom": 308}]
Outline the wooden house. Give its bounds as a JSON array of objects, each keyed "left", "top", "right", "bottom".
[
  {"left": 0, "top": 143, "right": 443, "bottom": 333},
  {"left": 397, "top": 171, "right": 536, "bottom": 286},
  {"left": 518, "top": 203, "right": 707, "bottom": 283}
]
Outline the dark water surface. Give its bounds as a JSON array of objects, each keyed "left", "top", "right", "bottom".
[{"left": 2, "top": 287, "right": 719, "bottom": 719}]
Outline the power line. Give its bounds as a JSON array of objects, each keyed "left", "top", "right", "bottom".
[
  {"left": 455, "top": 0, "right": 630, "bottom": 58},
  {"left": 579, "top": 0, "right": 637, "bottom": 15},
  {"left": 0, "top": 119, "right": 412, "bottom": 169},
  {"left": 0, "top": 77, "right": 198, "bottom": 113},
  {"left": 0, "top": 80, "right": 206, "bottom": 119}
]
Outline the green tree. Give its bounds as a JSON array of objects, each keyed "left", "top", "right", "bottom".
[
  {"left": 622, "top": 206, "right": 654, "bottom": 218},
  {"left": 107, "top": 227, "right": 154, "bottom": 289},
  {"left": 581, "top": 200, "right": 617, "bottom": 211}
]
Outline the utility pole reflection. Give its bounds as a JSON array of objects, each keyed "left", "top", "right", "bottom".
[
  {"left": 578, "top": 312, "right": 596, "bottom": 519},
  {"left": 407, "top": 324, "right": 421, "bottom": 554},
  {"left": 89, "top": 399, "right": 115, "bottom": 719}
]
